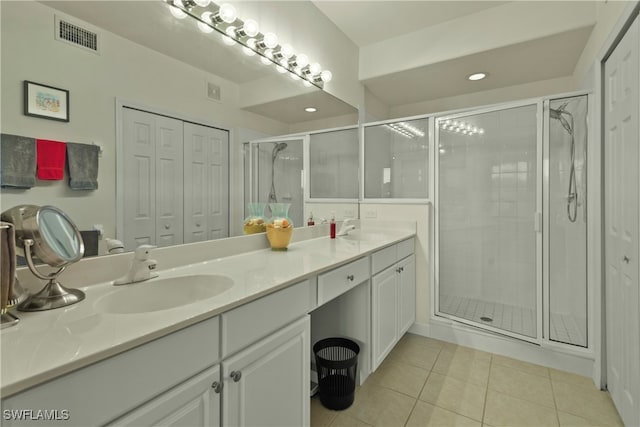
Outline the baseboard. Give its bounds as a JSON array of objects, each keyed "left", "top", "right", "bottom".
[{"left": 409, "top": 319, "right": 597, "bottom": 382}]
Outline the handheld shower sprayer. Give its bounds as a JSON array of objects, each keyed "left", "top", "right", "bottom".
[
  {"left": 550, "top": 102, "right": 578, "bottom": 223},
  {"left": 268, "top": 142, "right": 288, "bottom": 204}
]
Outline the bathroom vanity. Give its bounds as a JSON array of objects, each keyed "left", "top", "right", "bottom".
[{"left": 0, "top": 222, "right": 416, "bottom": 426}]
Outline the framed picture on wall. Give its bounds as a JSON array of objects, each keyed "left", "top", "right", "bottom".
[{"left": 23, "top": 80, "right": 69, "bottom": 122}]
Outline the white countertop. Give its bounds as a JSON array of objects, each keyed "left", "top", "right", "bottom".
[{"left": 1, "top": 226, "right": 415, "bottom": 397}]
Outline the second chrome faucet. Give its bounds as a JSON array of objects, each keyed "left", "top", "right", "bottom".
[{"left": 114, "top": 245, "right": 158, "bottom": 285}]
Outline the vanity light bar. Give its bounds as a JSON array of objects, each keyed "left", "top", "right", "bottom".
[
  {"left": 384, "top": 122, "right": 425, "bottom": 139},
  {"left": 165, "top": 0, "right": 333, "bottom": 90},
  {"left": 439, "top": 119, "right": 484, "bottom": 136}
]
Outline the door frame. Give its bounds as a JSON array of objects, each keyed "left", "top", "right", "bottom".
[
  {"left": 115, "top": 98, "right": 232, "bottom": 245},
  {"left": 432, "top": 98, "right": 544, "bottom": 345},
  {"left": 594, "top": 1, "right": 640, "bottom": 389}
]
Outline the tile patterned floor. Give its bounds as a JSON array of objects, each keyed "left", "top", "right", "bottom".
[{"left": 311, "top": 334, "right": 623, "bottom": 427}]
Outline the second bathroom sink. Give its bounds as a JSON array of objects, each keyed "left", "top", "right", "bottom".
[{"left": 95, "top": 274, "right": 234, "bottom": 314}]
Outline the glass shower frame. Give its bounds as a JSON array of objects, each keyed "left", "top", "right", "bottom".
[
  {"left": 433, "top": 99, "right": 544, "bottom": 345},
  {"left": 432, "top": 92, "right": 592, "bottom": 349}
]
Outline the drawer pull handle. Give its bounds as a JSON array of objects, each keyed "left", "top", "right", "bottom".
[
  {"left": 396, "top": 268, "right": 401, "bottom": 273},
  {"left": 399, "top": 267, "right": 404, "bottom": 273},
  {"left": 211, "top": 381, "right": 223, "bottom": 393},
  {"left": 230, "top": 371, "right": 242, "bottom": 382},
  {"left": 347, "top": 274, "right": 355, "bottom": 281}
]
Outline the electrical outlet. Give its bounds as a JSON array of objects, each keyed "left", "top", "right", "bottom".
[
  {"left": 364, "top": 209, "right": 377, "bottom": 218},
  {"left": 344, "top": 208, "right": 355, "bottom": 218}
]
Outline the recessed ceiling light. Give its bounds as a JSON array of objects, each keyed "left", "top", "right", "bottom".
[
  {"left": 304, "top": 107, "right": 317, "bottom": 113},
  {"left": 467, "top": 72, "right": 487, "bottom": 81}
]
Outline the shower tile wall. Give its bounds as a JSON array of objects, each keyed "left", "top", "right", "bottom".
[{"left": 438, "top": 105, "right": 538, "bottom": 339}]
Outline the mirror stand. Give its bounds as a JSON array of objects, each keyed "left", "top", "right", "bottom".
[{"left": 18, "top": 239, "right": 85, "bottom": 311}]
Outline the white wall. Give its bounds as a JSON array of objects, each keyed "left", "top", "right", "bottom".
[
  {"left": 389, "top": 76, "right": 575, "bottom": 119},
  {"left": 0, "top": 1, "right": 289, "bottom": 240}
]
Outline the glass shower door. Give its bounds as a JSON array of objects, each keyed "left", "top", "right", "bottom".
[
  {"left": 547, "top": 95, "right": 588, "bottom": 347},
  {"left": 246, "top": 137, "right": 305, "bottom": 227},
  {"left": 436, "top": 103, "right": 541, "bottom": 341}
]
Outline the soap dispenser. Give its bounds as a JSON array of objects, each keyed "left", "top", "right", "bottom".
[
  {"left": 307, "top": 212, "right": 315, "bottom": 226},
  {"left": 330, "top": 212, "right": 336, "bottom": 239}
]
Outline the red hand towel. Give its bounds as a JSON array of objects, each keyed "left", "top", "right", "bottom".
[{"left": 36, "top": 139, "right": 66, "bottom": 180}]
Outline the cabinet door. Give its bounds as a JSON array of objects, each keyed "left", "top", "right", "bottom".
[
  {"left": 372, "top": 266, "right": 398, "bottom": 370},
  {"left": 223, "top": 316, "right": 310, "bottom": 427},
  {"left": 107, "top": 365, "right": 221, "bottom": 427},
  {"left": 398, "top": 255, "right": 416, "bottom": 336}
]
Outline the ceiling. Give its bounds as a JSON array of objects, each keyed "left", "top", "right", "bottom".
[
  {"left": 312, "top": 0, "right": 509, "bottom": 47},
  {"left": 43, "top": 1, "right": 597, "bottom": 120}
]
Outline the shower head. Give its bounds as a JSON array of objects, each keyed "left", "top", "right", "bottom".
[
  {"left": 550, "top": 103, "right": 573, "bottom": 136},
  {"left": 271, "top": 142, "right": 288, "bottom": 161}
]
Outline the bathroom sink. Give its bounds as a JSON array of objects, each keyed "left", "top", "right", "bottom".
[
  {"left": 96, "top": 274, "right": 234, "bottom": 314},
  {"left": 340, "top": 231, "right": 387, "bottom": 242}
]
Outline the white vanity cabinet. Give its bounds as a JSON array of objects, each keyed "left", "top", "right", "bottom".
[
  {"left": 107, "top": 365, "right": 222, "bottom": 427},
  {"left": 220, "top": 280, "right": 311, "bottom": 427},
  {"left": 371, "top": 238, "right": 416, "bottom": 370},
  {"left": 222, "top": 316, "right": 309, "bottom": 426},
  {"left": 1, "top": 316, "right": 221, "bottom": 427}
]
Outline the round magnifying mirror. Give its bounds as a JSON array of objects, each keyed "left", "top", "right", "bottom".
[
  {"left": 37, "top": 206, "right": 84, "bottom": 265},
  {"left": 1, "top": 205, "right": 85, "bottom": 311}
]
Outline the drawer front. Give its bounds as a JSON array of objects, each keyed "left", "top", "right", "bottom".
[
  {"left": 371, "top": 245, "right": 397, "bottom": 275},
  {"left": 318, "top": 256, "right": 370, "bottom": 305},
  {"left": 221, "top": 280, "right": 311, "bottom": 358},
  {"left": 397, "top": 237, "right": 415, "bottom": 260}
]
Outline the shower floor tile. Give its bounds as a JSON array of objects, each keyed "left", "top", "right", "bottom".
[
  {"left": 439, "top": 294, "right": 537, "bottom": 338},
  {"left": 439, "top": 294, "right": 587, "bottom": 346}
]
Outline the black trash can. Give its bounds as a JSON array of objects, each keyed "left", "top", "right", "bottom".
[{"left": 313, "top": 337, "right": 360, "bottom": 410}]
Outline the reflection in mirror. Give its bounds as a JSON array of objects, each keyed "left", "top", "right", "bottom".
[
  {"left": 1, "top": 205, "right": 85, "bottom": 311},
  {"left": 0, "top": 1, "right": 358, "bottom": 258},
  {"left": 363, "top": 118, "right": 429, "bottom": 199},
  {"left": 246, "top": 138, "right": 305, "bottom": 227}
]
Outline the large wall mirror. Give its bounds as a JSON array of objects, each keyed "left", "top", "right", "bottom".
[{"left": 0, "top": 1, "right": 358, "bottom": 256}]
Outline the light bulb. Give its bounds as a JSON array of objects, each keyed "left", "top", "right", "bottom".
[
  {"left": 290, "top": 72, "right": 300, "bottom": 81},
  {"left": 479, "top": 129, "right": 485, "bottom": 134},
  {"left": 243, "top": 39, "right": 256, "bottom": 56},
  {"left": 193, "top": 0, "right": 211, "bottom": 6},
  {"left": 320, "top": 70, "right": 332, "bottom": 82},
  {"left": 295, "top": 53, "right": 309, "bottom": 68},
  {"left": 279, "top": 58, "right": 289, "bottom": 69},
  {"left": 198, "top": 12, "right": 214, "bottom": 33},
  {"left": 260, "top": 49, "right": 274, "bottom": 64},
  {"left": 222, "top": 26, "right": 236, "bottom": 45},
  {"left": 169, "top": 1, "right": 187, "bottom": 19},
  {"left": 276, "top": 65, "right": 287, "bottom": 73},
  {"left": 242, "top": 19, "right": 259, "bottom": 37},
  {"left": 263, "top": 32, "right": 278, "bottom": 49},
  {"left": 218, "top": 3, "right": 237, "bottom": 23},
  {"left": 455, "top": 128, "right": 461, "bottom": 133},
  {"left": 309, "top": 62, "right": 321, "bottom": 75},
  {"left": 303, "top": 80, "right": 313, "bottom": 87},
  {"left": 280, "top": 44, "right": 294, "bottom": 59}
]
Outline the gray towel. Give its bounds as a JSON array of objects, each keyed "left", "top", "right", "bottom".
[
  {"left": 66, "top": 142, "right": 99, "bottom": 190},
  {"left": 0, "top": 134, "right": 36, "bottom": 188}
]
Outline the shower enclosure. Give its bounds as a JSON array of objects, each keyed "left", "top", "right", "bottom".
[
  {"left": 245, "top": 137, "right": 304, "bottom": 227},
  {"left": 546, "top": 95, "right": 588, "bottom": 347},
  {"left": 435, "top": 94, "right": 589, "bottom": 346}
]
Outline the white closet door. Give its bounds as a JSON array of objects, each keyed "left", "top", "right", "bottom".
[
  {"left": 183, "top": 122, "right": 229, "bottom": 242},
  {"left": 122, "top": 108, "right": 156, "bottom": 250},
  {"left": 605, "top": 14, "right": 640, "bottom": 427},
  {"left": 155, "top": 115, "right": 184, "bottom": 247}
]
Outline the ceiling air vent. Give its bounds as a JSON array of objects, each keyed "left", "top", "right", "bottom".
[{"left": 55, "top": 15, "right": 100, "bottom": 54}]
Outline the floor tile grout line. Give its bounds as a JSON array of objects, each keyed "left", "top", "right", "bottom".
[{"left": 481, "top": 354, "right": 492, "bottom": 425}]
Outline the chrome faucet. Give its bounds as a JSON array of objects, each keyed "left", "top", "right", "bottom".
[
  {"left": 114, "top": 245, "right": 158, "bottom": 285},
  {"left": 337, "top": 218, "right": 357, "bottom": 236}
]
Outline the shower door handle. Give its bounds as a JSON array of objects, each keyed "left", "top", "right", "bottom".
[
  {"left": 623, "top": 255, "right": 630, "bottom": 264},
  {"left": 534, "top": 212, "right": 542, "bottom": 233}
]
